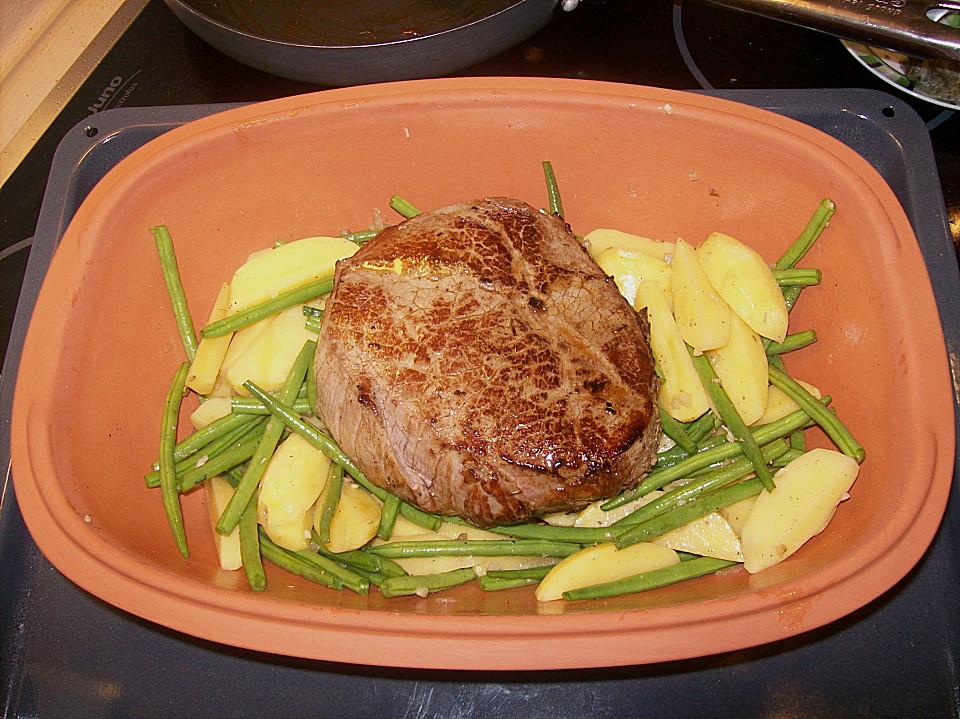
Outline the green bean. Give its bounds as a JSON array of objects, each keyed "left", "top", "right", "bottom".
[
  {"left": 305, "top": 317, "right": 323, "bottom": 334},
  {"left": 603, "top": 402, "right": 820, "bottom": 510},
  {"left": 342, "top": 229, "right": 378, "bottom": 245},
  {"left": 177, "top": 431, "right": 263, "bottom": 492},
  {"left": 690, "top": 349, "right": 774, "bottom": 491},
  {"left": 158, "top": 362, "right": 191, "bottom": 558},
  {"left": 613, "top": 439, "right": 790, "bottom": 528},
  {"left": 306, "top": 354, "right": 319, "bottom": 417},
  {"left": 768, "top": 364, "right": 865, "bottom": 462},
  {"left": 389, "top": 195, "right": 420, "bottom": 218},
  {"left": 367, "top": 539, "right": 581, "bottom": 559},
  {"left": 766, "top": 330, "right": 817, "bottom": 356},
  {"left": 772, "top": 447, "right": 805, "bottom": 467},
  {"left": 302, "top": 306, "right": 323, "bottom": 317},
  {"left": 782, "top": 285, "right": 804, "bottom": 313},
  {"left": 649, "top": 434, "right": 727, "bottom": 472},
  {"left": 615, "top": 477, "right": 764, "bottom": 549},
  {"left": 484, "top": 566, "right": 555, "bottom": 580},
  {"left": 151, "top": 226, "right": 198, "bottom": 361},
  {"left": 377, "top": 493, "right": 402, "bottom": 540},
  {"left": 478, "top": 565, "right": 554, "bottom": 591},
  {"left": 483, "top": 522, "right": 618, "bottom": 544},
  {"left": 379, "top": 568, "right": 477, "bottom": 598},
  {"left": 240, "top": 382, "right": 443, "bottom": 531},
  {"left": 542, "top": 160, "right": 564, "bottom": 218},
  {"left": 257, "top": 528, "right": 343, "bottom": 590},
  {"left": 686, "top": 410, "right": 720, "bottom": 444},
  {"left": 775, "top": 198, "right": 836, "bottom": 270},
  {"left": 562, "top": 556, "right": 737, "bottom": 601},
  {"left": 145, "top": 416, "right": 264, "bottom": 488},
  {"left": 309, "top": 530, "right": 387, "bottom": 574},
  {"left": 230, "top": 397, "right": 312, "bottom": 416},
  {"left": 773, "top": 268, "right": 821, "bottom": 287},
  {"left": 201, "top": 278, "right": 334, "bottom": 338},
  {"left": 239, "top": 493, "right": 266, "bottom": 591},
  {"left": 216, "top": 341, "right": 315, "bottom": 535},
  {"left": 658, "top": 408, "right": 698, "bottom": 454},
  {"left": 315, "top": 463, "right": 342, "bottom": 545},
  {"left": 151, "top": 403, "right": 258, "bottom": 468},
  {"left": 477, "top": 575, "right": 541, "bottom": 591},
  {"left": 295, "top": 550, "right": 369, "bottom": 595}
]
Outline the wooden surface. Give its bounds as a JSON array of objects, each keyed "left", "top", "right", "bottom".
[{"left": 0, "top": 0, "right": 128, "bottom": 185}]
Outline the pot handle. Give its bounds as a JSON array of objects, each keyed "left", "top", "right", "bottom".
[{"left": 699, "top": 0, "right": 960, "bottom": 61}]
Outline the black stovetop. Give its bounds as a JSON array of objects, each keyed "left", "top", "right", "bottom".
[{"left": 1, "top": 2, "right": 958, "bottom": 716}]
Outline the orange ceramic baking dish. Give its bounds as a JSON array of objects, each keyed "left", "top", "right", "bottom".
[{"left": 10, "top": 78, "right": 954, "bottom": 670}]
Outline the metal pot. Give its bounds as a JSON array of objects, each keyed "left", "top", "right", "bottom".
[{"left": 162, "top": 0, "right": 571, "bottom": 87}]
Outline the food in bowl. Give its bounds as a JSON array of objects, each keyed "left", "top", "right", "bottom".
[{"left": 145, "top": 164, "right": 864, "bottom": 603}]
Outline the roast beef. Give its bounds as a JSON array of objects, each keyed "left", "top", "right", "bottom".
[{"left": 313, "top": 197, "right": 660, "bottom": 527}]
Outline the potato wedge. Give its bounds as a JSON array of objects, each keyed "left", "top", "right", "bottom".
[
  {"left": 583, "top": 228, "right": 674, "bottom": 262},
  {"left": 258, "top": 432, "right": 331, "bottom": 529},
  {"left": 222, "top": 304, "right": 316, "bottom": 395},
  {"left": 227, "top": 236, "right": 359, "bottom": 314},
  {"left": 635, "top": 280, "right": 711, "bottom": 422},
  {"left": 189, "top": 396, "right": 233, "bottom": 430},
  {"left": 651, "top": 512, "right": 744, "bottom": 562},
  {"left": 671, "top": 238, "right": 731, "bottom": 352},
  {"left": 205, "top": 475, "right": 242, "bottom": 570},
  {"left": 262, "top": 513, "right": 314, "bottom": 552},
  {"left": 705, "top": 312, "right": 768, "bottom": 425},
  {"left": 718, "top": 495, "right": 757, "bottom": 536},
  {"left": 186, "top": 283, "right": 234, "bottom": 394},
  {"left": 697, "top": 232, "right": 788, "bottom": 343},
  {"left": 595, "top": 247, "right": 673, "bottom": 310},
  {"left": 741, "top": 448, "right": 859, "bottom": 573},
  {"left": 317, "top": 482, "right": 382, "bottom": 554},
  {"left": 535, "top": 542, "right": 680, "bottom": 601},
  {"left": 754, "top": 379, "right": 821, "bottom": 425}
]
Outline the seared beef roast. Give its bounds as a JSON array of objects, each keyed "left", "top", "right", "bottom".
[{"left": 314, "top": 197, "right": 660, "bottom": 526}]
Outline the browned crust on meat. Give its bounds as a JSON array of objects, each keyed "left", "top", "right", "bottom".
[{"left": 314, "top": 197, "right": 660, "bottom": 526}]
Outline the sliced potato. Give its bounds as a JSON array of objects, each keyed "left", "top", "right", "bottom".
[
  {"left": 718, "top": 495, "right": 757, "bottom": 536},
  {"left": 189, "top": 396, "right": 233, "bottom": 430},
  {"left": 222, "top": 303, "right": 316, "bottom": 395},
  {"left": 258, "top": 432, "right": 331, "bottom": 529},
  {"left": 186, "top": 282, "right": 233, "bottom": 394},
  {"left": 635, "top": 280, "right": 711, "bottom": 422},
  {"left": 671, "top": 238, "right": 731, "bottom": 352},
  {"left": 535, "top": 542, "right": 680, "bottom": 601},
  {"left": 571, "top": 491, "right": 664, "bottom": 528},
  {"left": 262, "top": 512, "right": 314, "bottom": 552},
  {"left": 583, "top": 228, "right": 674, "bottom": 262},
  {"left": 754, "top": 379, "right": 822, "bottom": 425},
  {"left": 220, "top": 315, "right": 272, "bottom": 375},
  {"left": 651, "top": 512, "right": 744, "bottom": 562},
  {"left": 705, "top": 312, "right": 768, "bottom": 425},
  {"left": 205, "top": 475, "right": 242, "bottom": 570},
  {"left": 595, "top": 247, "right": 673, "bottom": 310},
  {"left": 317, "top": 482, "right": 382, "bottom": 554},
  {"left": 572, "top": 492, "right": 742, "bottom": 561},
  {"left": 697, "top": 231, "right": 788, "bottom": 343},
  {"left": 227, "top": 236, "right": 359, "bottom": 314},
  {"left": 741, "top": 448, "right": 859, "bottom": 573}
]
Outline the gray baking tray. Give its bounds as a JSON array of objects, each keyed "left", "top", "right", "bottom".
[{"left": 2, "top": 89, "right": 959, "bottom": 717}]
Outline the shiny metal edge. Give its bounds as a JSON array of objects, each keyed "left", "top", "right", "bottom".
[{"left": 0, "top": 0, "right": 151, "bottom": 190}]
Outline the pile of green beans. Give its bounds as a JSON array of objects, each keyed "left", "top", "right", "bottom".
[{"left": 147, "top": 180, "right": 862, "bottom": 603}]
